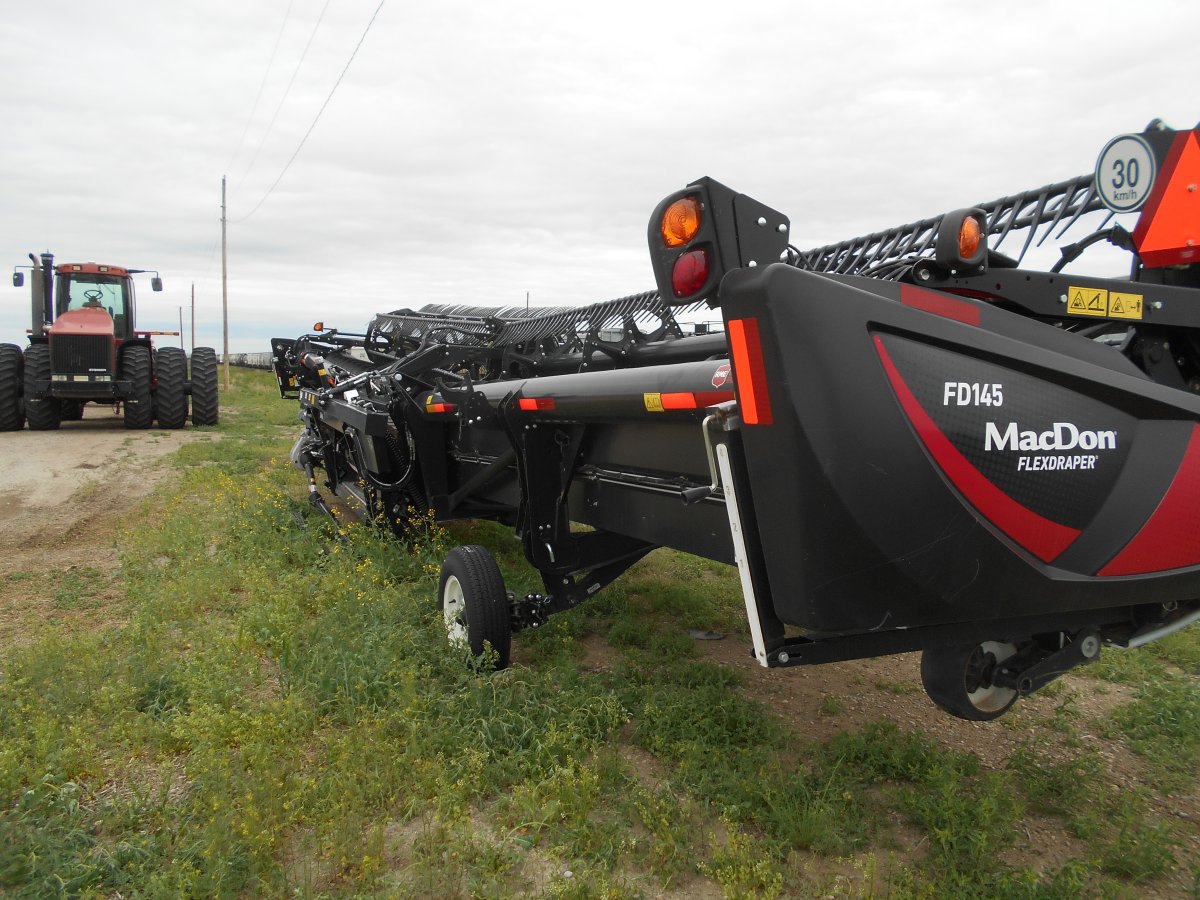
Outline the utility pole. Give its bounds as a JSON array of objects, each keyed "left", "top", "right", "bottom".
[
  {"left": 178, "top": 306, "right": 185, "bottom": 350},
  {"left": 526, "top": 290, "right": 529, "bottom": 312},
  {"left": 191, "top": 282, "right": 195, "bottom": 355},
  {"left": 221, "top": 175, "right": 230, "bottom": 390}
]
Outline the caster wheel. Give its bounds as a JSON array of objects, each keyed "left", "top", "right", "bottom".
[
  {"left": 921, "top": 641, "right": 1019, "bottom": 721},
  {"left": 438, "top": 545, "right": 512, "bottom": 669}
]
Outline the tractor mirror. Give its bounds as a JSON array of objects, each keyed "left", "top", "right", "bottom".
[
  {"left": 151, "top": 276, "right": 163, "bottom": 292},
  {"left": 12, "top": 272, "right": 23, "bottom": 288}
]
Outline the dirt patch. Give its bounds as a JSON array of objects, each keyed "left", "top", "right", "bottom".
[
  {"left": 0, "top": 408, "right": 211, "bottom": 645},
  {"left": 696, "top": 633, "right": 1200, "bottom": 895}
]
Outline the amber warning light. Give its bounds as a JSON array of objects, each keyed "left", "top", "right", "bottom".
[
  {"left": 932, "top": 208, "right": 988, "bottom": 273},
  {"left": 660, "top": 196, "right": 702, "bottom": 247},
  {"left": 959, "top": 215, "right": 982, "bottom": 260}
]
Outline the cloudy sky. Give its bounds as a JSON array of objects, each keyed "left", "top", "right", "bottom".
[{"left": 1, "top": 1, "right": 1197, "bottom": 353}]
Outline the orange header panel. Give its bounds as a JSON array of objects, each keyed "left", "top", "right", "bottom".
[{"left": 1132, "top": 130, "right": 1200, "bottom": 268}]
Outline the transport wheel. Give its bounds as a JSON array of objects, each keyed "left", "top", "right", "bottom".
[
  {"left": 921, "top": 641, "right": 1019, "bottom": 721},
  {"left": 155, "top": 346, "right": 188, "bottom": 428},
  {"left": 438, "top": 545, "right": 512, "bottom": 669},
  {"left": 60, "top": 400, "right": 84, "bottom": 421},
  {"left": 0, "top": 343, "right": 24, "bottom": 431},
  {"left": 121, "top": 346, "right": 154, "bottom": 429},
  {"left": 190, "top": 347, "right": 219, "bottom": 426},
  {"left": 23, "top": 344, "right": 60, "bottom": 431}
]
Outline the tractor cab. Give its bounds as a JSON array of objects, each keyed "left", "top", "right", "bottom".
[{"left": 53, "top": 264, "right": 137, "bottom": 341}]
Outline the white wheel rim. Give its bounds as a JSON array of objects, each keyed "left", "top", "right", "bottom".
[
  {"left": 968, "top": 641, "right": 1019, "bottom": 713},
  {"left": 443, "top": 575, "right": 468, "bottom": 647}
]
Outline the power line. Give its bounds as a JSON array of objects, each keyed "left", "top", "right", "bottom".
[
  {"left": 224, "top": 0, "right": 296, "bottom": 176},
  {"left": 234, "top": 0, "right": 386, "bottom": 224},
  {"left": 237, "top": 0, "right": 332, "bottom": 188}
]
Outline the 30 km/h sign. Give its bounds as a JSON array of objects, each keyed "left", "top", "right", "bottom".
[{"left": 1095, "top": 133, "right": 1157, "bottom": 213}]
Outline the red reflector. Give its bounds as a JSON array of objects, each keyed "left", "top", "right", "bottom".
[
  {"left": 426, "top": 402, "right": 457, "bottom": 414},
  {"left": 671, "top": 248, "right": 710, "bottom": 298},
  {"left": 727, "top": 318, "right": 773, "bottom": 425},
  {"left": 517, "top": 397, "right": 556, "bottom": 411},
  {"left": 899, "top": 284, "right": 981, "bottom": 326},
  {"left": 1132, "top": 130, "right": 1200, "bottom": 267}
]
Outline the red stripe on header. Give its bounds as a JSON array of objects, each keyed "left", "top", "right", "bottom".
[
  {"left": 1100, "top": 423, "right": 1200, "bottom": 576},
  {"left": 874, "top": 335, "right": 1078, "bottom": 562}
]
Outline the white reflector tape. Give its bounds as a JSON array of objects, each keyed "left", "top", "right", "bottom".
[{"left": 717, "top": 442, "right": 768, "bottom": 667}]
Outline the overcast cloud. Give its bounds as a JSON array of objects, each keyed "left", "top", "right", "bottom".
[{"left": 1, "top": 1, "right": 1197, "bottom": 353}]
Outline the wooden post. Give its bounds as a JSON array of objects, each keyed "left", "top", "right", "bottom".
[
  {"left": 221, "top": 176, "right": 230, "bottom": 390},
  {"left": 191, "top": 282, "right": 195, "bottom": 355}
]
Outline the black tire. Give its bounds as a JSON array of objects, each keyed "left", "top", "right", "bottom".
[
  {"left": 0, "top": 343, "right": 24, "bottom": 431},
  {"left": 155, "top": 346, "right": 188, "bottom": 428},
  {"left": 438, "top": 545, "right": 512, "bottom": 669},
  {"left": 921, "top": 641, "right": 1019, "bottom": 721},
  {"left": 190, "top": 347, "right": 219, "bottom": 426},
  {"left": 121, "top": 345, "right": 154, "bottom": 429},
  {"left": 60, "top": 400, "right": 84, "bottom": 421},
  {"left": 23, "top": 344, "right": 60, "bottom": 431}
]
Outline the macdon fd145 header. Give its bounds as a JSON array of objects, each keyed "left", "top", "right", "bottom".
[{"left": 272, "top": 119, "right": 1200, "bottom": 721}]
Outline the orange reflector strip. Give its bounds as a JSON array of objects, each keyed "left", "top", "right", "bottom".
[
  {"left": 727, "top": 318, "right": 773, "bottom": 425},
  {"left": 425, "top": 402, "right": 457, "bottom": 414},
  {"left": 660, "top": 390, "right": 735, "bottom": 410},
  {"left": 517, "top": 397, "right": 556, "bottom": 411}
]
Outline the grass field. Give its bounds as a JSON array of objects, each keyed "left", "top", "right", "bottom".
[{"left": 1, "top": 367, "right": 1197, "bottom": 898}]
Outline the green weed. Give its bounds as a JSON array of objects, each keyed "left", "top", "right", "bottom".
[
  {"left": 0, "top": 367, "right": 1194, "bottom": 897},
  {"left": 1111, "top": 675, "right": 1200, "bottom": 789}
]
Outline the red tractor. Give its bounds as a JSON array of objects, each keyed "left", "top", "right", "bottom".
[{"left": 1, "top": 251, "right": 219, "bottom": 430}]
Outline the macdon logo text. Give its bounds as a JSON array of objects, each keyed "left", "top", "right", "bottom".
[{"left": 984, "top": 422, "right": 1117, "bottom": 453}]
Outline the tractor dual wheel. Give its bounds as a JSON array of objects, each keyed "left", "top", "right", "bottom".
[
  {"left": 190, "top": 347, "right": 219, "bottom": 426},
  {"left": 921, "top": 640, "right": 1020, "bottom": 721},
  {"left": 155, "top": 346, "right": 188, "bottom": 429},
  {"left": 438, "top": 545, "right": 512, "bottom": 670},
  {"left": 121, "top": 345, "right": 154, "bottom": 429},
  {"left": 0, "top": 343, "right": 24, "bottom": 431},
  {"left": 23, "top": 345, "right": 60, "bottom": 431}
]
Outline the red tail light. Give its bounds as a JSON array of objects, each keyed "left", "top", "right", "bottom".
[{"left": 671, "top": 249, "right": 710, "bottom": 298}]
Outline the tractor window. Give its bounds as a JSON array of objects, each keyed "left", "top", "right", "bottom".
[{"left": 58, "top": 274, "right": 129, "bottom": 319}]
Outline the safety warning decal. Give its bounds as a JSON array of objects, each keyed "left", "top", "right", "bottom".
[
  {"left": 643, "top": 393, "right": 664, "bottom": 412},
  {"left": 1108, "top": 291, "right": 1144, "bottom": 320},
  {"left": 712, "top": 363, "right": 731, "bottom": 388},
  {"left": 1067, "top": 286, "right": 1108, "bottom": 318},
  {"left": 1066, "top": 286, "right": 1144, "bottom": 320}
]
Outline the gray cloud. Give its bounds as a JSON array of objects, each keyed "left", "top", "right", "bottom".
[{"left": 2, "top": 0, "right": 1197, "bottom": 352}]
